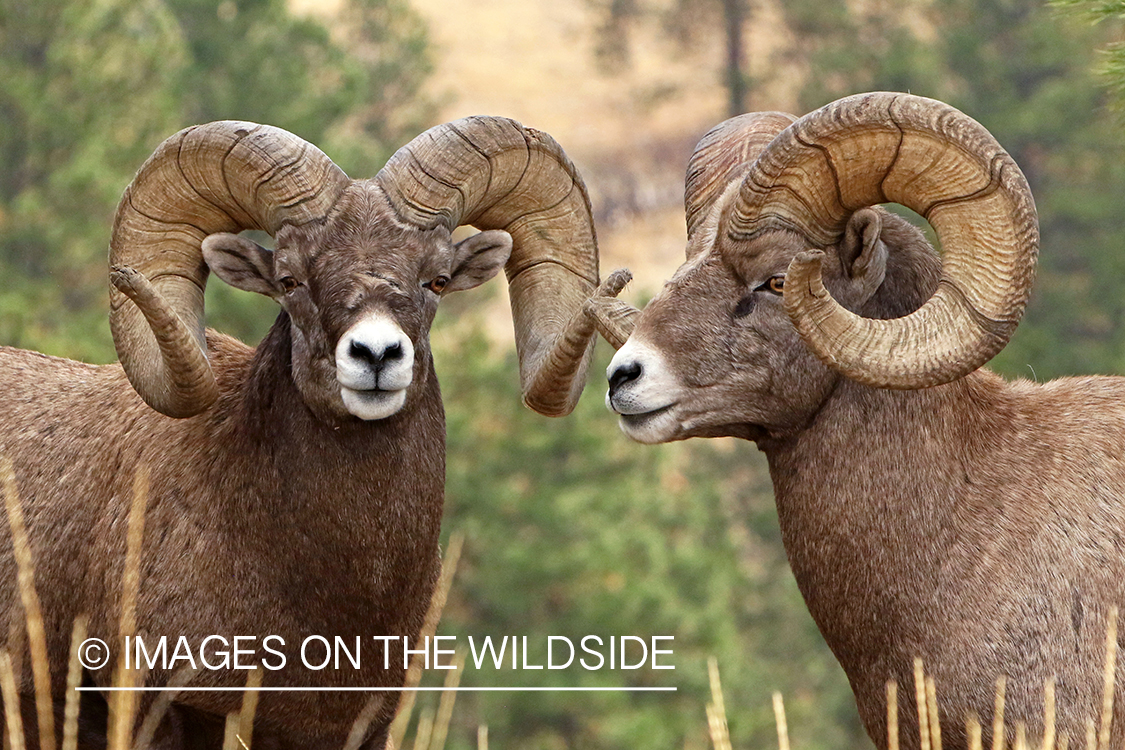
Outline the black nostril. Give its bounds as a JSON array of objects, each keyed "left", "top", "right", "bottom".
[
  {"left": 350, "top": 339, "right": 405, "bottom": 369},
  {"left": 608, "top": 361, "right": 642, "bottom": 392},
  {"left": 350, "top": 340, "right": 377, "bottom": 365}
]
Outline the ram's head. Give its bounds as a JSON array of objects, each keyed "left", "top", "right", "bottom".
[
  {"left": 595, "top": 93, "right": 1039, "bottom": 443},
  {"left": 110, "top": 118, "right": 615, "bottom": 422}
]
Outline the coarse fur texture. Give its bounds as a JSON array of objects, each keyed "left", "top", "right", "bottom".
[
  {"left": 603, "top": 95, "right": 1120, "bottom": 750},
  {"left": 1, "top": 327, "right": 442, "bottom": 748},
  {"left": 611, "top": 208, "right": 1125, "bottom": 749},
  {"left": 0, "top": 117, "right": 605, "bottom": 749}
]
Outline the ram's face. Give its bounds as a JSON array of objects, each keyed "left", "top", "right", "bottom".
[
  {"left": 203, "top": 183, "right": 511, "bottom": 423},
  {"left": 605, "top": 229, "right": 840, "bottom": 444}
]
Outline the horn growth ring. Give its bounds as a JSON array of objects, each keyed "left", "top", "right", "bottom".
[{"left": 728, "top": 92, "right": 1038, "bottom": 389}]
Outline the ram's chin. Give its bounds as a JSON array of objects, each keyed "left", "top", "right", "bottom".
[
  {"left": 617, "top": 405, "right": 681, "bottom": 444},
  {"left": 341, "top": 387, "right": 408, "bottom": 421}
]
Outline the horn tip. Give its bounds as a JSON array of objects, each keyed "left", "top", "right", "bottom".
[{"left": 599, "top": 268, "right": 633, "bottom": 298}]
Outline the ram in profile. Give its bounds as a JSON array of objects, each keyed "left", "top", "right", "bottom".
[
  {"left": 589, "top": 92, "right": 1125, "bottom": 749},
  {"left": 0, "top": 117, "right": 619, "bottom": 748}
]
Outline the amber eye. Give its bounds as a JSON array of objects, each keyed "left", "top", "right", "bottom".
[
  {"left": 279, "top": 276, "right": 300, "bottom": 293},
  {"left": 767, "top": 275, "right": 785, "bottom": 294},
  {"left": 424, "top": 275, "right": 450, "bottom": 294}
]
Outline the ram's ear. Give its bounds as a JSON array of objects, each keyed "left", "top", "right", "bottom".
[
  {"left": 202, "top": 233, "right": 279, "bottom": 297},
  {"left": 445, "top": 230, "right": 513, "bottom": 293},
  {"left": 838, "top": 208, "right": 888, "bottom": 304}
]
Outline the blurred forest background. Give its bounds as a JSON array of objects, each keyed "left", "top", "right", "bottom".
[{"left": 3, "top": 0, "right": 1125, "bottom": 747}]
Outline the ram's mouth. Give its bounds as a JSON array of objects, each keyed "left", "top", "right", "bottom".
[
  {"left": 615, "top": 403, "right": 680, "bottom": 444},
  {"left": 619, "top": 403, "right": 675, "bottom": 424},
  {"left": 340, "top": 386, "right": 408, "bottom": 421}
]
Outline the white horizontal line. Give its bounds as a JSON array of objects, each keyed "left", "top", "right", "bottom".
[{"left": 77, "top": 686, "right": 676, "bottom": 693}]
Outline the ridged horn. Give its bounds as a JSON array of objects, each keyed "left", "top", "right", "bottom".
[
  {"left": 583, "top": 269, "right": 638, "bottom": 350},
  {"left": 109, "top": 121, "right": 350, "bottom": 417},
  {"left": 375, "top": 116, "right": 601, "bottom": 416},
  {"left": 726, "top": 92, "right": 1038, "bottom": 389},
  {"left": 685, "top": 111, "right": 796, "bottom": 249}
]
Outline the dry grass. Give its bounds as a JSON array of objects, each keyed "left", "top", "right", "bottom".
[
  {"left": 707, "top": 655, "right": 732, "bottom": 750},
  {"left": 62, "top": 616, "right": 87, "bottom": 750},
  {"left": 703, "top": 607, "right": 1123, "bottom": 750},
  {"left": 0, "top": 461, "right": 469, "bottom": 750},
  {"left": 772, "top": 692, "right": 789, "bottom": 750},
  {"left": 1, "top": 458, "right": 54, "bottom": 750},
  {"left": 387, "top": 533, "right": 463, "bottom": 749},
  {"left": 10, "top": 454, "right": 1125, "bottom": 750}
]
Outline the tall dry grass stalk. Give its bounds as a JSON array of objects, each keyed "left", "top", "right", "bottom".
[
  {"left": 342, "top": 698, "right": 385, "bottom": 750},
  {"left": 410, "top": 706, "right": 434, "bottom": 750},
  {"left": 62, "top": 616, "right": 88, "bottom": 750},
  {"left": 0, "top": 651, "right": 26, "bottom": 750},
  {"left": 237, "top": 667, "right": 262, "bottom": 749},
  {"left": 387, "top": 533, "right": 463, "bottom": 750},
  {"left": 888, "top": 680, "right": 899, "bottom": 750},
  {"left": 1, "top": 457, "right": 55, "bottom": 750},
  {"left": 967, "top": 715, "right": 983, "bottom": 750},
  {"left": 426, "top": 647, "right": 465, "bottom": 750},
  {"left": 6, "top": 604, "right": 24, "bottom": 750},
  {"left": 221, "top": 713, "right": 241, "bottom": 750},
  {"left": 927, "top": 679, "right": 945, "bottom": 750},
  {"left": 219, "top": 668, "right": 263, "bottom": 750},
  {"left": 915, "top": 658, "right": 931, "bottom": 750},
  {"left": 130, "top": 665, "right": 200, "bottom": 750},
  {"left": 759, "top": 663, "right": 1076, "bottom": 750},
  {"left": 1098, "top": 607, "right": 1118, "bottom": 750},
  {"left": 108, "top": 466, "right": 150, "bottom": 750},
  {"left": 1043, "top": 676, "right": 1057, "bottom": 750},
  {"left": 772, "top": 691, "right": 790, "bottom": 750},
  {"left": 993, "top": 676, "right": 1007, "bottom": 750},
  {"left": 926, "top": 676, "right": 943, "bottom": 750},
  {"left": 1013, "top": 722, "right": 1028, "bottom": 750},
  {"left": 706, "top": 656, "right": 731, "bottom": 750}
]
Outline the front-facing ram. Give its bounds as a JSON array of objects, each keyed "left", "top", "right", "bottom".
[{"left": 0, "top": 117, "right": 616, "bottom": 748}]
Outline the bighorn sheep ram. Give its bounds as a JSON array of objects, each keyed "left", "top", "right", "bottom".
[
  {"left": 591, "top": 92, "right": 1125, "bottom": 748},
  {"left": 0, "top": 117, "right": 616, "bottom": 748}
]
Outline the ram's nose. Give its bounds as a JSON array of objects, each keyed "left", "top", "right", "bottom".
[
  {"left": 607, "top": 360, "right": 642, "bottom": 397},
  {"left": 336, "top": 314, "right": 415, "bottom": 392},
  {"left": 348, "top": 339, "right": 404, "bottom": 374}
]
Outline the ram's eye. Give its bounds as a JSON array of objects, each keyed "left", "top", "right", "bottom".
[
  {"left": 279, "top": 276, "right": 300, "bottom": 293},
  {"left": 765, "top": 275, "right": 785, "bottom": 294},
  {"left": 424, "top": 276, "right": 450, "bottom": 294}
]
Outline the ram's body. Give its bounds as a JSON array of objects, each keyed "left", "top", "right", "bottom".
[
  {"left": 0, "top": 330, "right": 442, "bottom": 746},
  {"left": 0, "top": 118, "right": 611, "bottom": 749},
  {"left": 758, "top": 240, "right": 1125, "bottom": 749},
  {"left": 594, "top": 93, "right": 1118, "bottom": 748}
]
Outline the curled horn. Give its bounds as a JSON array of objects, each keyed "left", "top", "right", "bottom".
[
  {"left": 585, "top": 112, "right": 798, "bottom": 351},
  {"left": 685, "top": 111, "right": 796, "bottom": 249},
  {"left": 109, "top": 122, "right": 349, "bottom": 417},
  {"left": 375, "top": 117, "right": 603, "bottom": 416},
  {"left": 726, "top": 92, "right": 1038, "bottom": 389}
]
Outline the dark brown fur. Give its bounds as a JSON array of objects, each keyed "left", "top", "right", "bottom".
[
  {"left": 0, "top": 323, "right": 442, "bottom": 748},
  {"left": 0, "top": 183, "right": 508, "bottom": 749}
]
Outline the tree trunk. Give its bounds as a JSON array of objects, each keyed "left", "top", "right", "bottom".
[{"left": 722, "top": 0, "right": 746, "bottom": 116}]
